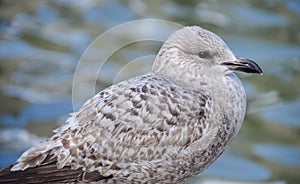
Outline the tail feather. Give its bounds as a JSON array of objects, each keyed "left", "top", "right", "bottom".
[
  {"left": 0, "top": 147, "right": 114, "bottom": 183},
  {"left": 0, "top": 163, "right": 82, "bottom": 184},
  {"left": 0, "top": 162, "right": 113, "bottom": 184}
]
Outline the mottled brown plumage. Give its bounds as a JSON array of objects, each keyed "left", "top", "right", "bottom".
[{"left": 0, "top": 26, "right": 262, "bottom": 183}]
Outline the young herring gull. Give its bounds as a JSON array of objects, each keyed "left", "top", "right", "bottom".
[{"left": 0, "top": 26, "right": 262, "bottom": 183}]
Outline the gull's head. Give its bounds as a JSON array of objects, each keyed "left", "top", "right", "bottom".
[{"left": 153, "top": 26, "right": 262, "bottom": 76}]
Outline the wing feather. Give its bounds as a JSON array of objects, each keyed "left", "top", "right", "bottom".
[{"left": 1, "top": 73, "right": 211, "bottom": 183}]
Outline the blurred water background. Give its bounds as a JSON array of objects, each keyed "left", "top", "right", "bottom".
[{"left": 0, "top": 0, "right": 300, "bottom": 183}]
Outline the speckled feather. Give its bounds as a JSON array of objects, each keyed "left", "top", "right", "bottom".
[{"left": 0, "top": 26, "right": 251, "bottom": 184}]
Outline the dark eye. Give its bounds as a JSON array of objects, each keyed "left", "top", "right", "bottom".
[{"left": 198, "top": 51, "right": 210, "bottom": 59}]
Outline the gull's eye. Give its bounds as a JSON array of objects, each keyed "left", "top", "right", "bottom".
[{"left": 198, "top": 51, "right": 210, "bottom": 59}]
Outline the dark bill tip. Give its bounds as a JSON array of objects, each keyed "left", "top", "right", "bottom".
[{"left": 222, "top": 57, "right": 263, "bottom": 74}]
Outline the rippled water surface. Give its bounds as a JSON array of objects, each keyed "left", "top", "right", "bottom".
[{"left": 0, "top": 0, "right": 299, "bottom": 183}]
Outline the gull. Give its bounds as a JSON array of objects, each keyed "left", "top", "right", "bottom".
[{"left": 0, "top": 26, "right": 262, "bottom": 184}]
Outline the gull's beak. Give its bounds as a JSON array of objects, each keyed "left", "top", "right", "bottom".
[{"left": 221, "top": 57, "right": 263, "bottom": 74}]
